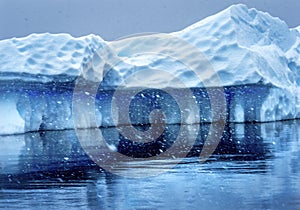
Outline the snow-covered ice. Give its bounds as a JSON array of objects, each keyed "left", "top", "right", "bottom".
[
  {"left": 0, "top": 4, "right": 300, "bottom": 134},
  {"left": 0, "top": 33, "right": 106, "bottom": 82}
]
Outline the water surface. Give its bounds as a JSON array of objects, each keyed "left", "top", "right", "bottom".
[{"left": 0, "top": 121, "right": 300, "bottom": 209}]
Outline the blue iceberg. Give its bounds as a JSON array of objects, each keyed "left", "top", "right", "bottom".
[{"left": 0, "top": 4, "right": 300, "bottom": 135}]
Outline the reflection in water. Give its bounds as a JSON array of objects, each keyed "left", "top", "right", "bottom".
[{"left": 0, "top": 121, "right": 300, "bottom": 209}]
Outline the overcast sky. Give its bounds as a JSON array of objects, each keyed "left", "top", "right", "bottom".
[{"left": 0, "top": 0, "right": 299, "bottom": 41}]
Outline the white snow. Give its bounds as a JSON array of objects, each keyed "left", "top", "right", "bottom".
[
  {"left": 0, "top": 33, "right": 106, "bottom": 82},
  {"left": 0, "top": 4, "right": 300, "bottom": 134},
  {"left": 0, "top": 5, "right": 299, "bottom": 88},
  {"left": 174, "top": 4, "right": 298, "bottom": 88}
]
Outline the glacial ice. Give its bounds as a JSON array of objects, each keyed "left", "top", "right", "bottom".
[{"left": 0, "top": 4, "right": 300, "bottom": 135}]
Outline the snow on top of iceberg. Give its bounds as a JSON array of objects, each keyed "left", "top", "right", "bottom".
[
  {"left": 0, "top": 33, "right": 105, "bottom": 82},
  {"left": 178, "top": 4, "right": 296, "bottom": 51},
  {"left": 0, "top": 4, "right": 299, "bottom": 88},
  {"left": 173, "top": 4, "right": 299, "bottom": 88}
]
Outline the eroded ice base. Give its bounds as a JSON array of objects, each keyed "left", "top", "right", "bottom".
[{"left": 0, "top": 80, "right": 298, "bottom": 135}]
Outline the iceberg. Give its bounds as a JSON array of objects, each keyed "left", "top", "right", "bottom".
[{"left": 0, "top": 4, "right": 300, "bottom": 135}]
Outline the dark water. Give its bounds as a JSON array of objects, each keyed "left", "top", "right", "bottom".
[{"left": 1, "top": 121, "right": 300, "bottom": 209}]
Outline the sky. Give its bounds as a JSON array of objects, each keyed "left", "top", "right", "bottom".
[{"left": 0, "top": 0, "right": 299, "bottom": 41}]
